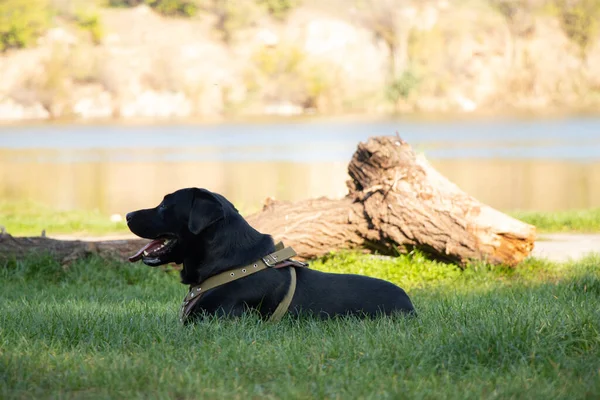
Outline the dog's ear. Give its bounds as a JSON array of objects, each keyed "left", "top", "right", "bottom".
[{"left": 187, "top": 188, "right": 225, "bottom": 235}]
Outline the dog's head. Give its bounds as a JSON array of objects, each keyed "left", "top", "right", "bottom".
[{"left": 126, "top": 187, "right": 238, "bottom": 267}]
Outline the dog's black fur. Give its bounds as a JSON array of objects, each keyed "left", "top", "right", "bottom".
[{"left": 126, "top": 188, "right": 416, "bottom": 320}]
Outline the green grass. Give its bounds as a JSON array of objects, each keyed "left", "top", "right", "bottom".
[
  {"left": 2, "top": 201, "right": 600, "bottom": 237},
  {"left": 511, "top": 208, "right": 600, "bottom": 233},
  {"left": 0, "top": 201, "right": 127, "bottom": 236},
  {"left": 1, "top": 251, "right": 599, "bottom": 399}
]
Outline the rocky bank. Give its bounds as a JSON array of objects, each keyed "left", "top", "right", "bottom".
[{"left": 0, "top": 1, "right": 599, "bottom": 122}]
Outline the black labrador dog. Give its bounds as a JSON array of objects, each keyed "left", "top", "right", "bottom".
[{"left": 126, "top": 187, "right": 415, "bottom": 320}]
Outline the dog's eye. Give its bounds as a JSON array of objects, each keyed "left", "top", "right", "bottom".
[{"left": 159, "top": 204, "right": 168, "bottom": 211}]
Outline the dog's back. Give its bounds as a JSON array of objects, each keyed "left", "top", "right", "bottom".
[{"left": 290, "top": 268, "right": 415, "bottom": 318}]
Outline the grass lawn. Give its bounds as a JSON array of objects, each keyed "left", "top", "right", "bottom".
[
  {"left": 0, "top": 201, "right": 127, "bottom": 237},
  {"left": 2, "top": 201, "right": 600, "bottom": 237},
  {"left": 511, "top": 208, "right": 600, "bottom": 234},
  {"left": 1, "top": 251, "right": 599, "bottom": 399}
]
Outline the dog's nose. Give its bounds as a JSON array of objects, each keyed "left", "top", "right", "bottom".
[{"left": 126, "top": 212, "right": 134, "bottom": 223}]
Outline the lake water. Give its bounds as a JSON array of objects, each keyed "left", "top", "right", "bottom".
[{"left": 1, "top": 117, "right": 599, "bottom": 215}]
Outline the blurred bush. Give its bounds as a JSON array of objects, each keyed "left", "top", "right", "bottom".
[
  {"left": 73, "top": 11, "right": 104, "bottom": 44},
  {"left": 108, "top": 0, "right": 200, "bottom": 17},
  {"left": 248, "top": 43, "right": 337, "bottom": 111},
  {"left": 107, "top": 0, "right": 301, "bottom": 20},
  {"left": 145, "top": 0, "right": 199, "bottom": 17},
  {"left": 386, "top": 69, "right": 420, "bottom": 108},
  {"left": 200, "top": 0, "right": 262, "bottom": 44},
  {"left": 50, "top": 0, "right": 105, "bottom": 44},
  {"left": 0, "top": 0, "right": 50, "bottom": 52},
  {"left": 554, "top": 0, "right": 600, "bottom": 63},
  {"left": 257, "top": 0, "right": 300, "bottom": 20}
]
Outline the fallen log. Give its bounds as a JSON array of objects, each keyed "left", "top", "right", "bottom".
[
  {"left": 0, "top": 135, "right": 536, "bottom": 266},
  {"left": 245, "top": 135, "right": 536, "bottom": 266},
  {"left": 0, "top": 232, "right": 148, "bottom": 266}
]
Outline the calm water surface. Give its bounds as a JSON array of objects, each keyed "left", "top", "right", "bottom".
[{"left": 1, "top": 117, "right": 599, "bottom": 215}]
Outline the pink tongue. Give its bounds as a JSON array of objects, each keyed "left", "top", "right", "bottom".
[{"left": 128, "top": 239, "right": 164, "bottom": 262}]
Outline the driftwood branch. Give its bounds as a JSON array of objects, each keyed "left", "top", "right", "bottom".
[{"left": 0, "top": 136, "right": 536, "bottom": 267}]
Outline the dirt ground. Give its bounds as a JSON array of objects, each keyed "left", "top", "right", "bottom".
[{"left": 531, "top": 233, "right": 600, "bottom": 262}]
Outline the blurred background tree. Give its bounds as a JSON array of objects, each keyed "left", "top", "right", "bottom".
[
  {"left": 354, "top": 0, "right": 410, "bottom": 79},
  {"left": 489, "top": 0, "right": 536, "bottom": 68}
]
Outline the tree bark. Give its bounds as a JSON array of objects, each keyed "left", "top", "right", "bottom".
[
  {"left": 246, "top": 136, "right": 536, "bottom": 266},
  {"left": 245, "top": 197, "right": 384, "bottom": 260},
  {"left": 0, "top": 135, "right": 536, "bottom": 267}
]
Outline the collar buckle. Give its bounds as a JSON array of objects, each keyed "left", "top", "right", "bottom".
[{"left": 262, "top": 254, "right": 278, "bottom": 267}]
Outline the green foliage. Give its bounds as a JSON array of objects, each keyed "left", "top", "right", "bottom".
[
  {"left": 0, "top": 0, "right": 50, "bottom": 52},
  {"left": 107, "top": 0, "right": 144, "bottom": 7},
  {"left": 252, "top": 45, "right": 305, "bottom": 77},
  {"left": 1, "top": 253, "right": 599, "bottom": 398},
  {"left": 145, "top": 0, "right": 199, "bottom": 17},
  {"left": 312, "top": 251, "right": 465, "bottom": 291},
  {"left": 74, "top": 11, "right": 104, "bottom": 44},
  {"left": 107, "top": 0, "right": 298, "bottom": 20},
  {"left": 257, "top": 0, "right": 300, "bottom": 20},
  {"left": 303, "top": 64, "right": 335, "bottom": 109},
  {"left": 250, "top": 44, "right": 335, "bottom": 111},
  {"left": 47, "top": 1, "right": 105, "bottom": 44},
  {"left": 107, "top": 0, "right": 199, "bottom": 17},
  {"left": 386, "top": 69, "right": 420, "bottom": 105},
  {"left": 200, "top": 0, "right": 263, "bottom": 44},
  {"left": 555, "top": 0, "right": 600, "bottom": 62},
  {"left": 50, "top": 0, "right": 106, "bottom": 44}
]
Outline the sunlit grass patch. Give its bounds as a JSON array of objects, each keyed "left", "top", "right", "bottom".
[
  {"left": 511, "top": 208, "right": 600, "bottom": 233},
  {"left": 1, "top": 252, "right": 599, "bottom": 399},
  {"left": 0, "top": 200, "right": 128, "bottom": 236}
]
